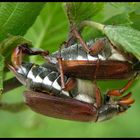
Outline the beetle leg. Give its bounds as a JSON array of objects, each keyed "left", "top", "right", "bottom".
[
  {"left": 95, "top": 82, "right": 102, "bottom": 108},
  {"left": 18, "top": 43, "right": 49, "bottom": 57},
  {"left": 119, "top": 74, "right": 137, "bottom": 94},
  {"left": 63, "top": 78, "right": 77, "bottom": 92},
  {"left": 56, "top": 45, "right": 76, "bottom": 92},
  {"left": 107, "top": 74, "right": 137, "bottom": 97},
  {"left": 71, "top": 25, "right": 91, "bottom": 54},
  {"left": 56, "top": 48, "right": 66, "bottom": 89},
  {"left": 12, "top": 43, "right": 49, "bottom": 68},
  {"left": 92, "top": 55, "right": 102, "bottom": 108},
  {"left": 71, "top": 26, "right": 107, "bottom": 56},
  {"left": 57, "top": 57, "right": 65, "bottom": 89},
  {"left": 22, "top": 46, "right": 51, "bottom": 63},
  {"left": 89, "top": 39, "right": 106, "bottom": 56},
  {"left": 56, "top": 45, "right": 77, "bottom": 93},
  {"left": 92, "top": 55, "right": 103, "bottom": 108},
  {"left": 94, "top": 81, "right": 102, "bottom": 108}
]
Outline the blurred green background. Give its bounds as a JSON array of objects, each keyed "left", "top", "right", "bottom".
[{"left": 1, "top": 2, "right": 140, "bottom": 138}]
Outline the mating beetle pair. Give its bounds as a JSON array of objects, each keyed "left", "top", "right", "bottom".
[{"left": 9, "top": 27, "right": 140, "bottom": 122}]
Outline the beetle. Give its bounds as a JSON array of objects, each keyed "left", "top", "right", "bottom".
[
  {"left": 9, "top": 44, "right": 136, "bottom": 122},
  {"left": 35, "top": 26, "right": 140, "bottom": 89},
  {"left": 43, "top": 36, "right": 140, "bottom": 89}
]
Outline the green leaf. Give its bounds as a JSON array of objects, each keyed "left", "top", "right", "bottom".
[
  {"left": 103, "top": 25, "right": 140, "bottom": 60},
  {"left": 25, "top": 2, "right": 69, "bottom": 57},
  {"left": 65, "top": 2, "right": 104, "bottom": 27},
  {"left": 0, "top": 2, "right": 45, "bottom": 41},
  {"left": 108, "top": 2, "right": 139, "bottom": 14},
  {"left": 104, "top": 13, "right": 132, "bottom": 26},
  {"left": 129, "top": 11, "right": 140, "bottom": 31},
  {"left": 0, "top": 54, "right": 4, "bottom": 94}
]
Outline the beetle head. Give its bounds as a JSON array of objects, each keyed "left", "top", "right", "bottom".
[{"left": 97, "top": 95, "right": 129, "bottom": 122}]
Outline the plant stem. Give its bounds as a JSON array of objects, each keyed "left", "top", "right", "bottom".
[
  {"left": 80, "top": 20, "right": 105, "bottom": 32},
  {"left": 3, "top": 77, "right": 22, "bottom": 94}
]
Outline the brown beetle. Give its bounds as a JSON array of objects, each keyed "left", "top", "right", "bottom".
[
  {"left": 9, "top": 44, "right": 136, "bottom": 122},
  {"left": 35, "top": 26, "right": 140, "bottom": 90},
  {"left": 24, "top": 76, "right": 135, "bottom": 122}
]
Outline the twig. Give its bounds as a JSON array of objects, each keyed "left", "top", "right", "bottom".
[{"left": 3, "top": 77, "right": 22, "bottom": 93}]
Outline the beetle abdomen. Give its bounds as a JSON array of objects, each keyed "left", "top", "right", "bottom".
[
  {"left": 15, "top": 62, "right": 70, "bottom": 97},
  {"left": 51, "top": 40, "right": 104, "bottom": 62},
  {"left": 48, "top": 38, "right": 128, "bottom": 68}
]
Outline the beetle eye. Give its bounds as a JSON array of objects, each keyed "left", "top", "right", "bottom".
[{"left": 104, "top": 95, "right": 110, "bottom": 103}]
